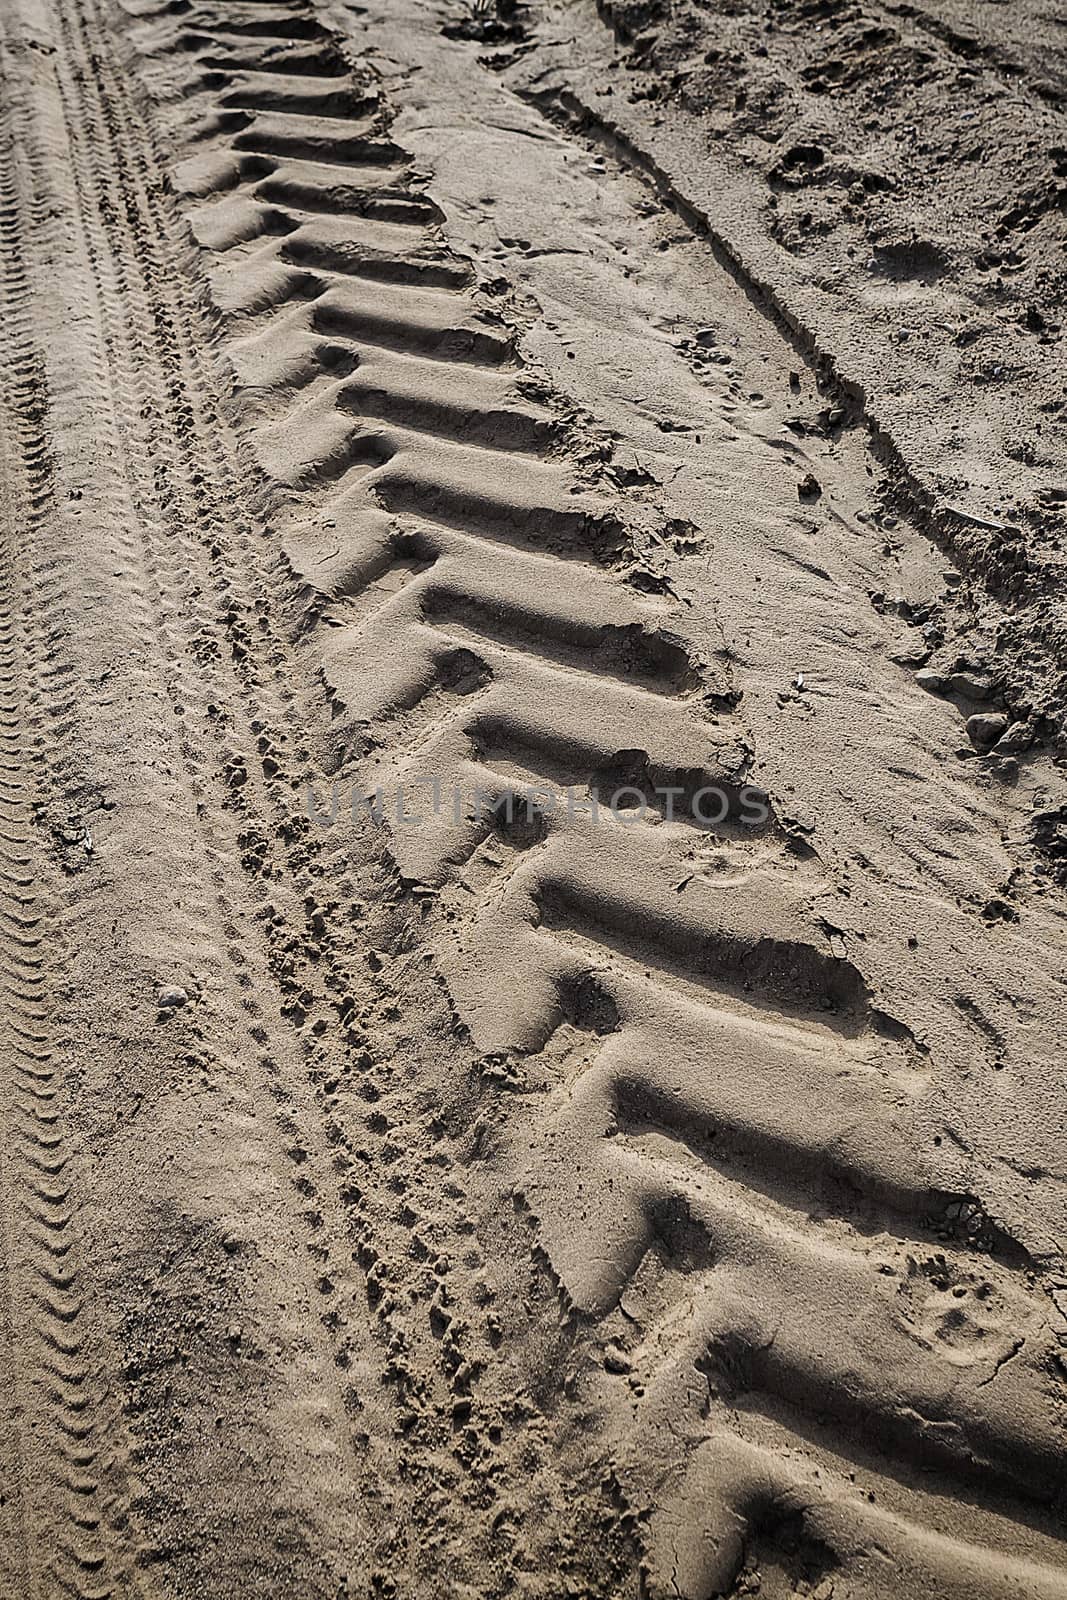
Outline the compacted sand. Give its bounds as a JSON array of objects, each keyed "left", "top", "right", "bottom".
[{"left": 1, "top": 0, "right": 1065, "bottom": 1595}]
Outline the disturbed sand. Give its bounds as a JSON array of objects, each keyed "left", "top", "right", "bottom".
[{"left": 0, "top": 0, "right": 1065, "bottom": 1595}]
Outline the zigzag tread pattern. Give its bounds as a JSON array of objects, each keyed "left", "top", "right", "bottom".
[{"left": 0, "top": 72, "right": 120, "bottom": 1600}]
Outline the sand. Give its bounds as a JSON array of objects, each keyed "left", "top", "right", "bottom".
[{"left": 0, "top": 0, "right": 1064, "bottom": 1594}]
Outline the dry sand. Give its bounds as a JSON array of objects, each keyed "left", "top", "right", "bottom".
[{"left": 0, "top": 0, "right": 1065, "bottom": 1595}]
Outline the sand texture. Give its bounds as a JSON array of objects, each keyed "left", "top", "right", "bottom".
[{"left": 0, "top": 0, "right": 1065, "bottom": 1594}]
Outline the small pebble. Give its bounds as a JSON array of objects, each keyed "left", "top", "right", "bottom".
[
  {"left": 949, "top": 669, "right": 993, "bottom": 699},
  {"left": 798, "top": 472, "right": 822, "bottom": 501},
  {"left": 996, "top": 720, "right": 1033, "bottom": 755},
  {"left": 916, "top": 668, "right": 948, "bottom": 694},
  {"left": 603, "top": 1344, "right": 632, "bottom": 1375},
  {"left": 966, "top": 712, "right": 1009, "bottom": 751},
  {"left": 156, "top": 985, "right": 189, "bottom": 1009}
]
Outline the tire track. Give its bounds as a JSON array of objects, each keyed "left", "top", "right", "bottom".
[
  {"left": 0, "top": 70, "right": 124, "bottom": 1600},
  {"left": 43, "top": 0, "right": 638, "bottom": 1591},
  {"left": 26, "top": 0, "right": 415, "bottom": 1585}
]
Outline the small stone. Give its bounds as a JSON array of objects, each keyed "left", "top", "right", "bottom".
[
  {"left": 156, "top": 985, "right": 188, "bottom": 1009},
  {"left": 695, "top": 327, "right": 717, "bottom": 346},
  {"left": 966, "top": 712, "right": 1009, "bottom": 751},
  {"left": 949, "top": 669, "right": 993, "bottom": 699},
  {"left": 996, "top": 720, "right": 1033, "bottom": 754},
  {"left": 603, "top": 1343, "right": 632, "bottom": 1375},
  {"left": 916, "top": 668, "right": 948, "bottom": 694},
  {"left": 798, "top": 472, "right": 822, "bottom": 501}
]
